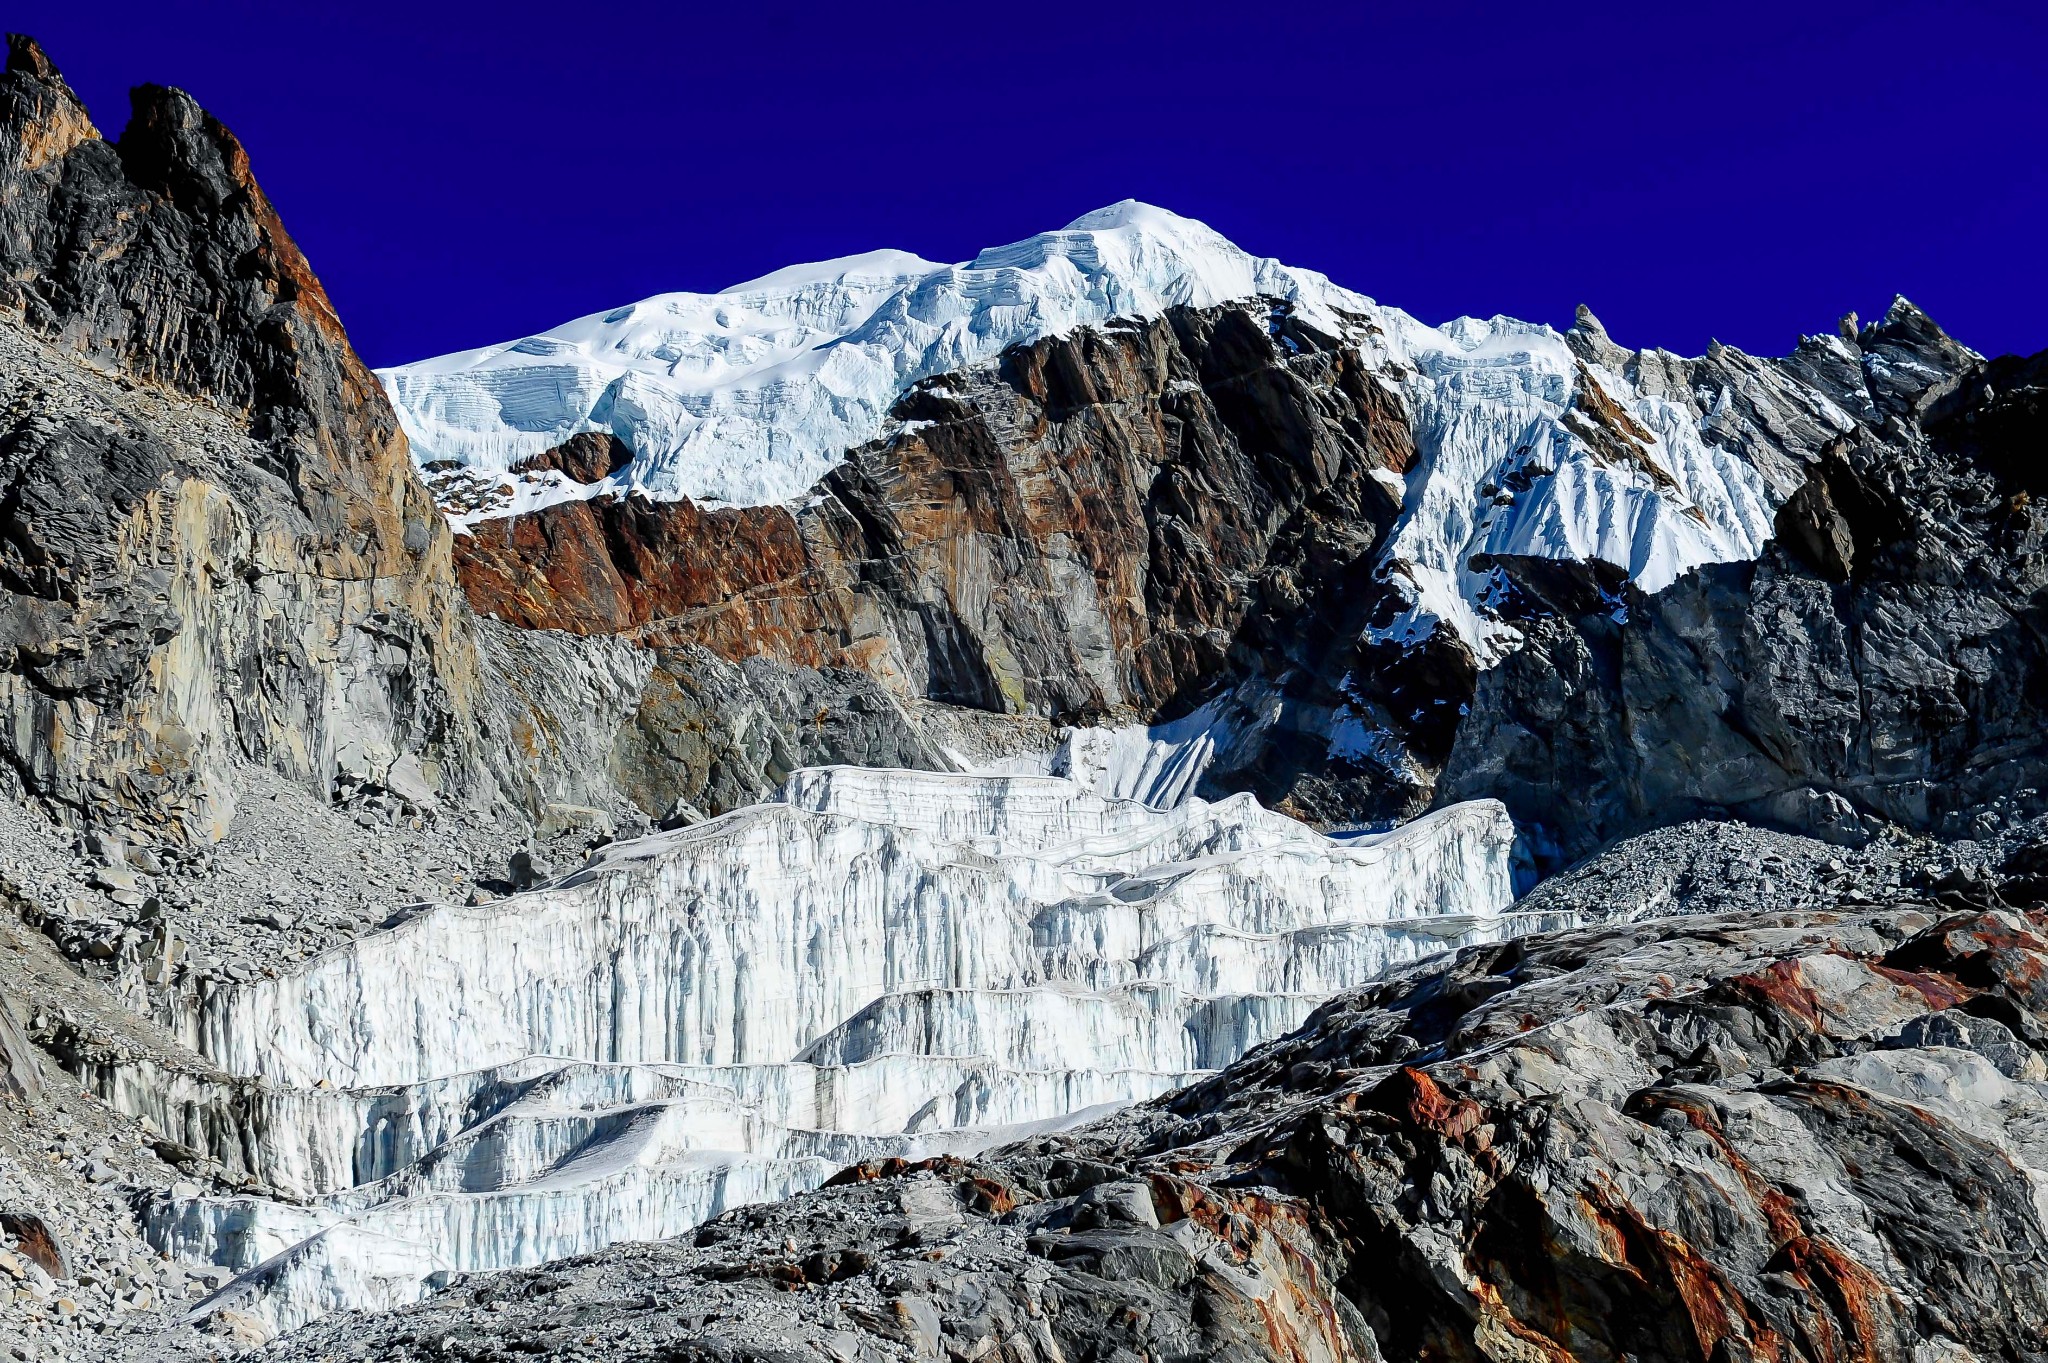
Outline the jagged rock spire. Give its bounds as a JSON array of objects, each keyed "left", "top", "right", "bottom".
[
  {"left": 0, "top": 31, "right": 99, "bottom": 171},
  {"left": 1565, "top": 302, "right": 1631, "bottom": 369},
  {"left": 0, "top": 35, "right": 442, "bottom": 576},
  {"left": 6, "top": 32, "right": 59, "bottom": 78}
]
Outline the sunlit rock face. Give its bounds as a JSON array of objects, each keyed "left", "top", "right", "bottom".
[
  {"left": 129, "top": 767, "right": 1557, "bottom": 1332},
  {"left": 0, "top": 41, "right": 490, "bottom": 847}
]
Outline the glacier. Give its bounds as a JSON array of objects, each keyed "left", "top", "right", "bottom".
[
  {"left": 378, "top": 200, "right": 1810, "bottom": 666},
  {"left": 976, "top": 687, "right": 1281, "bottom": 810},
  {"left": 111, "top": 766, "right": 1570, "bottom": 1334}
]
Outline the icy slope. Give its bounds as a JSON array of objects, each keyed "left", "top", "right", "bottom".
[
  {"left": 380, "top": 202, "right": 1811, "bottom": 666},
  {"left": 1365, "top": 314, "right": 1791, "bottom": 661},
  {"left": 128, "top": 767, "right": 1561, "bottom": 1333}
]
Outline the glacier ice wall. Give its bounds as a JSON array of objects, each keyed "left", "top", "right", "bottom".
[{"left": 124, "top": 766, "right": 1561, "bottom": 1335}]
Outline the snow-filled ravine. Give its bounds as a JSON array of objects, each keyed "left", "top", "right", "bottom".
[
  {"left": 110, "top": 766, "right": 1571, "bottom": 1333},
  {"left": 379, "top": 200, "right": 1843, "bottom": 667}
]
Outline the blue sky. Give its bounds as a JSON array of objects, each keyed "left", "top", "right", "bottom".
[{"left": 24, "top": 0, "right": 2047, "bottom": 366}]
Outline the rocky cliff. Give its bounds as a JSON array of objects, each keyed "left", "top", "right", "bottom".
[
  {"left": 0, "top": 35, "right": 488, "bottom": 845},
  {"left": 453, "top": 302, "right": 1432, "bottom": 819},
  {"left": 1441, "top": 307, "right": 2048, "bottom": 865}
]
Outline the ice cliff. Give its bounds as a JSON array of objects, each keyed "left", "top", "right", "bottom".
[{"left": 130, "top": 768, "right": 1551, "bottom": 1331}]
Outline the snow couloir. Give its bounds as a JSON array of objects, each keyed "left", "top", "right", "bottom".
[{"left": 124, "top": 767, "right": 1565, "bottom": 1333}]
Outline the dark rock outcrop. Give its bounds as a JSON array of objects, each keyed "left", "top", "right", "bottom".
[
  {"left": 1440, "top": 312, "right": 2048, "bottom": 865},
  {"left": 508, "top": 431, "right": 632, "bottom": 485},
  {"left": 0, "top": 1210, "right": 65, "bottom": 1279},
  {"left": 471, "top": 615, "right": 947, "bottom": 828},
  {"left": 0, "top": 36, "right": 490, "bottom": 842}
]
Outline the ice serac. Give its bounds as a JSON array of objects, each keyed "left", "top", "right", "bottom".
[{"left": 128, "top": 767, "right": 1548, "bottom": 1332}]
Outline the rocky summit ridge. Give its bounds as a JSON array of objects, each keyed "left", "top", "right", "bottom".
[{"left": 2, "top": 28, "right": 2048, "bottom": 1363}]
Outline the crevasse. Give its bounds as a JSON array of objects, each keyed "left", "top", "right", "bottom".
[{"left": 135, "top": 767, "right": 1563, "bottom": 1334}]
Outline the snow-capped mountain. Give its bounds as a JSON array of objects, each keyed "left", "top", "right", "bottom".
[
  {"left": 380, "top": 202, "right": 1806, "bottom": 667},
  {"left": 382, "top": 202, "right": 1357, "bottom": 512}
]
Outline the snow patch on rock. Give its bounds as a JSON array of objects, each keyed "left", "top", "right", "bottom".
[{"left": 1366, "top": 319, "right": 1789, "bottom": 662}]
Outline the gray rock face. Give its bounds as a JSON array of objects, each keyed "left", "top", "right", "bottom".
[
  {"left": 475, "top": 617, "right": 960, "bottom": 824},
  {"left": 270, "top": 856, "right": 2048, "bottom": 1363},
  {"left": 1441, "top": 305, "right": 2047, "bottom": 865},
  {"left": 611, "top": 644, "right": 951, "bottom": 823},
  {"left": 0, "top": 37, "right": 491, "bottom": 846},
  {"left": 0, "top": 987, "right": 39, "bottom": 1102}
]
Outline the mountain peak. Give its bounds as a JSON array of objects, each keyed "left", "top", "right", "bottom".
[
  {"left": 5, "top": 32, "right": 59, "bottom": 80},
  {"left": 382, "top": 201, "right": 1358, "bottom": 516},
  {"left": 1061, "top": 199, "right": 1196, "bottom": 233}
]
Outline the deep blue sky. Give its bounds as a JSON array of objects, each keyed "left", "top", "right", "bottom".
[{"left": 23, "top": 1, "right": 2046, "bottom": 367}]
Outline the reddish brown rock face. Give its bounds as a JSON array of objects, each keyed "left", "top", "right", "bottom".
[
  {"left": 510, "top": 432, "right": 632, "bottom": 485},
  {"left": 456, "top": 497, "right": 819, "bottom": 645},
  {"left": 455, "top": 304, "right": 1418, "bottom": 733}
]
